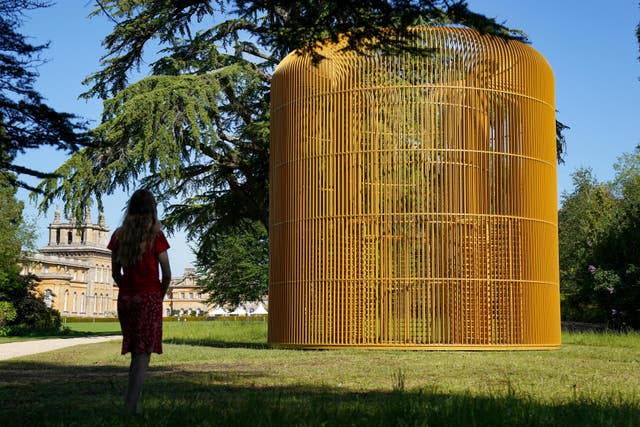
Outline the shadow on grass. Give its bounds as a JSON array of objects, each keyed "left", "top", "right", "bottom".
[
  {"left": 164, "top": 337, "right": 268, "bottom": 349},
  {"left": 60, "top": 329, "right": 121, "bottom": 338},
  {"left": 0, "top": 360, "right": 638, "bottom": 427}
]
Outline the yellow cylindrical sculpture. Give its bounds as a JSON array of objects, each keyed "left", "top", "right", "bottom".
[{"left": 268, "top": 27, "right": 560, "bottom": 349}]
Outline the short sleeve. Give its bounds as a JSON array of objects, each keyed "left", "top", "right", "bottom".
[{"left": 154, "top": 230, "right": 170, "bottom": 254}]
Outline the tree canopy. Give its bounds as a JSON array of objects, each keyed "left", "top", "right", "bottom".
[
  {"left": 36, "top": 0, "right": 532, "bottom": 220},
  {"left": 637, "top": 17, "right": 640, "bottom": 60},
  {"left": 35, "top": 1, "right": 561, "bottom": 305},
  {"left": 0, "top": 0, "right": 88, "bottom": 191},
  {"left": 558, "top": 168, "right": 617, "bottom": 323},
  {"left": 196, "top": 221, "right": 268, "bottom": 307},
  {"left": 0, "top": 173, "right": 61, "bottom": 334},
  {"left": 0, "top": 174, "right": 28, "bottom": 291},
  {"left": 559, "top": 148, "right": 640, "bottom": 329}
]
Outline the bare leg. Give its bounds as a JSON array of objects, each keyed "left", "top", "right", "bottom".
[{"left": 124, "top": 352, "right": 151, "bottom": 414}]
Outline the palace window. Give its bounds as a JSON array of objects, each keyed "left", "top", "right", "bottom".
[{"left": 44, "top": 289, "right": 53, "bottom": 308}]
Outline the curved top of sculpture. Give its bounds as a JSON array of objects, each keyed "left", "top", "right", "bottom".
[
  {"left": 273, "top": 27, "right": 554, "bottom": 135},
  {"left": 268, "top": 26, "right": 560, "bottom": 350}
]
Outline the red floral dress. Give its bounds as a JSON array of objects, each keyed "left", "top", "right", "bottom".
[{"left": 108, "top": 230, "right": 170, "bottom": 354}]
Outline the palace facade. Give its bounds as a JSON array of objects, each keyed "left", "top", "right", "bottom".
[{"left": 23, "top": 209, "right": 212, "bottom": 317}]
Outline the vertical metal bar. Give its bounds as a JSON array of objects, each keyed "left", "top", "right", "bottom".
[{"left": 269, "top": 28, "right": 559, "bottom": 349}]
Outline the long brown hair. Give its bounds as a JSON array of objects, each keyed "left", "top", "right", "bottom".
[{"left": 116, "top": 189, "right": 159, "bottom": 266}]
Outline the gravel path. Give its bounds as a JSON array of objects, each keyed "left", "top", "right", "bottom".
[{"left": 0, "top": 336, "right": 122, "bottom": 361}]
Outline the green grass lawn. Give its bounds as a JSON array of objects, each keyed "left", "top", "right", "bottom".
[
  {"left": 64, "top": 321, "right": 123, "bottom": 334},
  {"left": 1, "top": 321, "right": 639, "bottom": 426},
  {"left": 0, "top": 321, "right": 122, "bottom": 343}
]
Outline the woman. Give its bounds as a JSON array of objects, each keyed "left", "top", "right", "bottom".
[{"left": 108, "top": 189, "right": 171, "bottom": 414}]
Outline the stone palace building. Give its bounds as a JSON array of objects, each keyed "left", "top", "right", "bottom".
[{"left": 23, "top": 209, "right": 212, "bottom": 318}]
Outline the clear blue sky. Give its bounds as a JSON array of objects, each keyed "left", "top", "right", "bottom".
[
  {"left": 15, "top": 1, "right": 640, "bottom": 272},
  {"left": 466, "top": 0, "right": 640, "bottom": 185}
]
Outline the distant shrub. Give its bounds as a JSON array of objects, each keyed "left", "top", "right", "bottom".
[
  {"left": 13, "top": 294, "right": 61, "bottom": 330},
  {"left": 62, "top": 316, "right": 119, "bottom": 323},
  {"left": 0, "top": 301, "right": 17, "bottom": 327}
]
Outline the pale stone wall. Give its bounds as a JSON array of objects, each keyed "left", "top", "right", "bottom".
[
  {"left": 28, "top": 209, "right": 116, "bottom": 317},
  {"left": 27, "top": 210, "right": 212, "bottom": 318},
  {"left": 26, "top": 210, "right": 268, "bottom": 319},
  {"left": 163, "top": 268, "right": 212, "bottom": 316}
]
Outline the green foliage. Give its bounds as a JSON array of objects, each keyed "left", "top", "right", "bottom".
[
  {"left": 0, "top": 176, "right": 25, "bottom": 291},
  {"left": 234, "top": 0, "right": 527, "bottom": 63},
  {"left": 39, "top": 49, "right": 270, "bottom": 231},
  {"left": 0, "top": 174, "right": 38, "bottom": 314},
  {"left": 0, "top": 0, "right": 87, "bottom": 190},
  {"left": 37, "top": 1, "right": 525, "bottom": 218},
  {"left": 556, "top": 120, "right": 569, "bottom": 164},
  {"left": 196, "top": 222, "right": 268, "bottom": 307},
  {"left": 0, "top": 301, "right": 17, "bottom": 334},
  {"left": 11, "top": 290, "right": 61, "bottom": 329},
  {"left": 36, "top": 1, "right": 563, "bottom": 303},
  {"left": 558, "top": 168, "right": 617, "bottom": 321},
  {"left": 0, "top": 174, "right": 61, "bottom": 335},
  {"left": 559, "top": 147, "right": 640, "bottom": 329},
  {"left": 637, "top": 14, "right": 640, "bottom": 62},
  {"left": 0, "top": 272, "right": 63, "bottom": 335}
]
